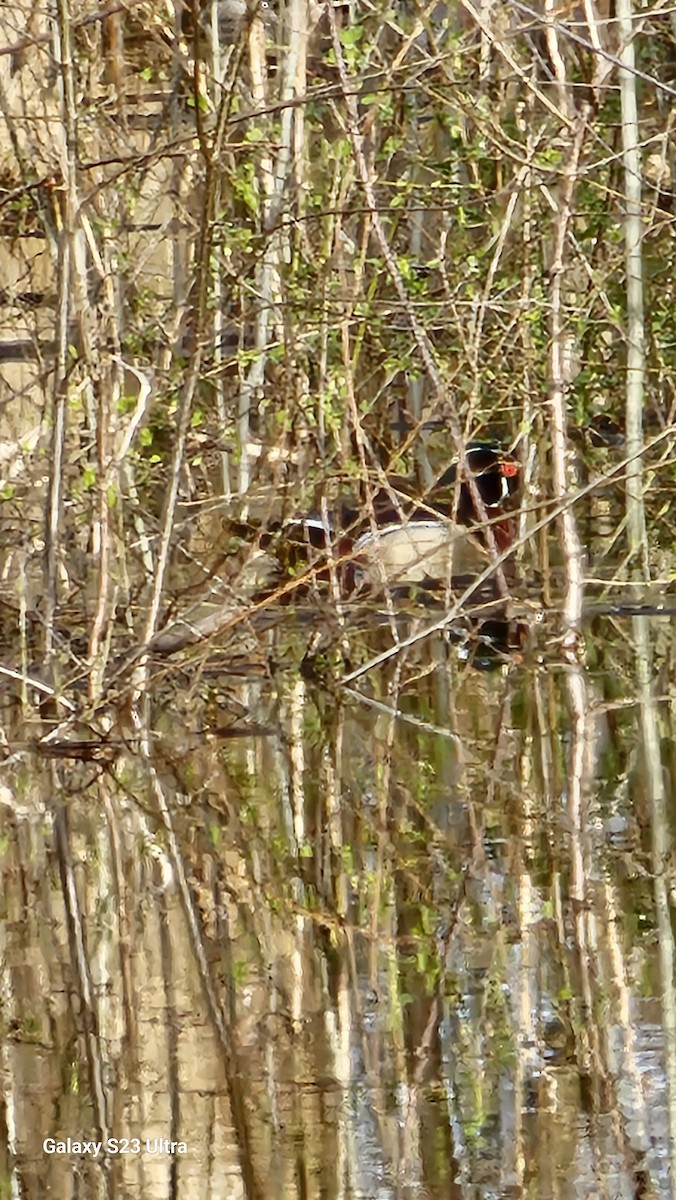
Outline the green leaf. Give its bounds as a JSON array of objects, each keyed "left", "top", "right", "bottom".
[{"left": 339, "top": 26, "right": 363, "bottom": 47}]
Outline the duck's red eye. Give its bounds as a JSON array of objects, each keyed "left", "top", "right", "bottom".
[{"left": 500, "top": 462, "right": 519, "bottom": 478}]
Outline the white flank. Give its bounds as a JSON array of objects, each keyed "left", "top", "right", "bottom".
[{"left": 353, "top": 521, "right": 487, "bottom": 585}]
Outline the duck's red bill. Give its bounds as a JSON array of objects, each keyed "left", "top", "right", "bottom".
[{"left": 500, "top": 462, "right": 519, "bottom": 477}]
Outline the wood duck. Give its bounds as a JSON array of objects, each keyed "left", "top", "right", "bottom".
[
  {"left": 343, "top": 442, "right": 519, "bottom": 589},
  {"left": 247, "top": 442, "right": 520, "bottom": 593}
]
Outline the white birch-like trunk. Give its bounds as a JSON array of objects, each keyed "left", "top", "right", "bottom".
[
  {"left": 617, "top": 0, "right": 676, "bottom": 1171},
  {"left": 617, "top": 0, "right": 646, "bottom": 559}
]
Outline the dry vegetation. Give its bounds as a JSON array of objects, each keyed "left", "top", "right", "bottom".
[
  {"left": 3, "top": 4, "right": 676, "bottom": 1196},
  {"left": 1, "top": 0, "right": 675, "bottom": 706}
]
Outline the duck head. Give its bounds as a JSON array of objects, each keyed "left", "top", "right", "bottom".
[{"left": 435, "top": 442, "right": 520, "bottom": 519}]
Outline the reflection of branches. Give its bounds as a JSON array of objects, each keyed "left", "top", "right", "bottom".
[
  {"left": 53, "top": 781, "right": 110, "bottom": 1145},
  {"left": 146, "top": 759, "right": 264, "bottom": 1200}
]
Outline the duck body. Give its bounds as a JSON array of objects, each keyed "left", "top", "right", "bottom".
[
  {"left": 352, "top": 520, "right": 491, "bottom": 588},
  {"left": 345, "top": 442, "right": 519, "bottom": 591},
  {"left": 234, "top": 442, "right": 519, "bottom": 596}
]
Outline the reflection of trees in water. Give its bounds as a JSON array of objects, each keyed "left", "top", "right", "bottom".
[
  {"left": 0, "top": 606, "right": 668, "bottom": 1197},
  {"left": 0, "top": 0, "right": 674, "bottom": 1191}
]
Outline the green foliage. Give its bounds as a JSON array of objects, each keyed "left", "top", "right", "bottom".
[{"left": 230, "top": 162, "right": 261, "bottom": 215}]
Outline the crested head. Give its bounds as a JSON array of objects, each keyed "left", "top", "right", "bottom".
[{"left": 436, "top": 443, "right": 520, "bottom": 508}]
